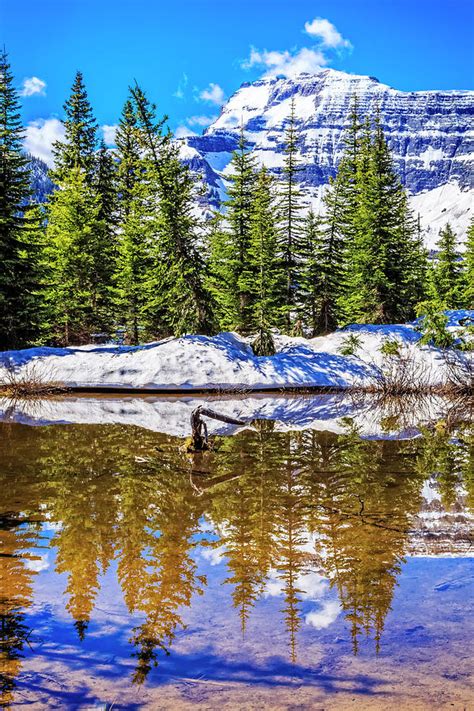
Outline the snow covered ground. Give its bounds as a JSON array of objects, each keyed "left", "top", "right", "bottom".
[{"left": 0, "top": 311, "right": 472, "bottom": 393}]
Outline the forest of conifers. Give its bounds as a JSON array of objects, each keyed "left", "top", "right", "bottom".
[{"left": 1, "top": 50, "right": 473, "bottom": 352}]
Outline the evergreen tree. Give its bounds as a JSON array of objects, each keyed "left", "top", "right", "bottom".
[
  {"left": 302, "top": 98, "right": 362, "bottom": 334},
  {"left": 91, "top": 139, "right": 117, "bottom": 321},
  {"left": 211, "top": 129, "right": 257, "bottom": 332},
  {"left": 46, "top": 73, "right": 120, "bottom": 343},
  {"left": 464, "top": 218, "right": 474, "bottom": 308},
  {"left": 129, "top": 83, "right": 214, "bottom": 336},
  {"left": 249, "top": 167, "right": 284, "bottom": 354},
  {"left": 342, "top": 113, "right": 425, "bottom": 323},
  {"left": 114, "top": 95, "right": 149, "bottom": 343},
  {"left": 115, "top": 96, "right": 142, "bottom": 220},
  {"left": 0, "top": 49, "right": 43, "bottom": 349},
  {"left": 45, "top": 168, "right": 105, "bottom": 344},
  {"left": 279, "top": 99, "right": 304, "bottom": 331},
  {"left": 116, "top": 173, "right": 154, "bottom": 344},
  {"left": 51, "top": 71, "right": 97, "bottom": 183},
  {"left": 149, "top": 138, "right": 215, "bottom": 335},
  {"left": 431, "top": 223, "right": 463, "bottom": 308}
]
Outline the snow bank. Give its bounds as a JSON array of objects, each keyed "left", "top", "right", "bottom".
[{"left": 0, "top": 311, "right": 472, "bottom": 392}]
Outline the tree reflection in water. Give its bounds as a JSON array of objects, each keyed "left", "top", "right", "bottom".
[{"left": 0, "top": 415, "right": 472, "bottom": 702}]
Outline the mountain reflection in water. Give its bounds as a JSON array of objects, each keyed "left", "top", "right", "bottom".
[{"left": 0, "top": 414, "right": 472, "bottom": 708}]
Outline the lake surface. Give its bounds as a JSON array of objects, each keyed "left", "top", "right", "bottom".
[{"left": 0, "top": 395, "right": 473, "bottom": 709}]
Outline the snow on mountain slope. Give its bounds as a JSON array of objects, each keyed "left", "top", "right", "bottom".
[{"left": 183, "top": 69, "right": 474, "bottom": 242}]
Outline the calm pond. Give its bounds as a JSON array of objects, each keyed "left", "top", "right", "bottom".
[{"left": 0, "top": 394, "right": 473, "bottom": 710}]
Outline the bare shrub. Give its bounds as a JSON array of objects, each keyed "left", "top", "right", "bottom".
[
  {"left": 441, "top": 349, "right": 474, "bottom": 395},
  {"left": 0, "top": 360, "right": 67, "bottom": 397},
  {"left": 362, "top": 344, "right": 433, "bottom": 395}
]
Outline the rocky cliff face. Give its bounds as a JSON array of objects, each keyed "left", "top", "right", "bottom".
[{"left": 182, "top": 69, "right": 474, "bottom": 247}]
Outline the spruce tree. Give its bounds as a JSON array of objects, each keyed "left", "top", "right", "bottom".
[
  {"left": 148, "top": 138, "right": 215, "bottom": 335},
  {"left": 92, "top": 139, "right": 117, "bottom": 321},
  {"left": 115, "top": 96, "right": 142, "bottom": 219},
  {"left": 45, "top": 168, "right": 105, "bottom": 344},
  {"left": 209, "top": 129, "right": 257, "bottom": 332},
  {"left": 464, "top": 218, "right": 474, "bottom": 308},
  {"left": 299, "top": 210, "right": 321, "bottom": 336},
  {"left": 114, "top": 96, "right": 149, "bottom": 343},
  {"left": 307, "top": 99, "right": 361, "bottom": 333},
  {"left": 279, "top": 99, "right": 303, "bottom": 331},
  {"left": 343, "top": 114, "right": 425, "bottom": 323},
  {"left": 130, "top": 84, "right": 214, "bottom": 336},
  {"left": 51, "top": 71, "right": 97, "bottom": 183},
  {"left": 116, "top": 175, "right": 154, "bottom": 344},
  {"left": 432, "top": 223, "right": 463, "bottom": 308},
  {"left": 248, "top": 167, "right": 284, "bottom": 354},
  {"left": 0, "top": 49, "right": 43, "bottom": 349},
  {"left": 46, "top": 72, "right": 117, "bottom": 342}
]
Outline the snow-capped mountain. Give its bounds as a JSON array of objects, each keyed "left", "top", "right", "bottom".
[
  {"left": 182, "top": 69, "right": 473, "bottom": 248},
  {"left": 27, "top": 154, "right": 53, "bottom": 202}
]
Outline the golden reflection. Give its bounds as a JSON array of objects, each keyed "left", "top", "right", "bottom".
[{"left": 0, "top": 415, "right": 472, "bottom": 703}]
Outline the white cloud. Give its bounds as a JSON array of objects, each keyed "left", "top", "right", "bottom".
[
  {"left": 304, "top": 18, "right": 351, "bottom": 49},
  {"left": 175, "top": 125, "right": 197, "bottom": 138},
  {"left": 242, "top": 46, "right": 328, "bottom": 79},
  {"left": 102, "top": 124, "right": 118, "bottom": 146},
  {"left": 305, "top": 600, "right": 340, "bottom": 629},
  {"left": 264, "top": 569, "right": 329, "bottom": 600},
  {"left": 174, "top": 73, "right": 189, "bottom": 99},
  {"left": 186, "top": 114, "right": 217, "bottom": 127},
  {"left": 201, "top": 544, "right": 226, "bottom": 566},
  {"left": 24, "top": 117, "right": 65, "bottom": 166},
  {"left": 20, "top": 76, "right": 47, "bottom": 97},
  {"left": 242, "top": 17, "right": 351, "bottom": 80},
  {"left": 199, "top": 82, "right": 225, "bottom": 106},
  {"left": 24, "top": 553, "right": 50, "bottom": 573}
]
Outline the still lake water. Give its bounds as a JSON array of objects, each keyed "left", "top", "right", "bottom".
[{"left": 0, "top": 395, "right": 473, "bottom": 710}]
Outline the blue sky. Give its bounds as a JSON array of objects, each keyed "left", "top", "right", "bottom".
[{"left": 2, "top": 0, "right": 473, "bottom": 163}]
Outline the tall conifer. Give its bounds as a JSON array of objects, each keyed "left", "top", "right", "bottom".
[
  {"left": 430, "top": 223, "right": 464, "bottom": 308},
  {"left": 249, "top": 167, "right": 284, "bottom": 354},
  {"left": 209, "top": 129, "right": 257, "bottom": 332},
  {"left": 464, "top": 218, "right": 474, "bottom": 308},
  {"left": 0, "top": 50, "right": 43, "bottom": 348},
  {"left": 131, "top": 84, "right": 214, "bottom": 335},
  {"left": 279, "top": 99, "right": 303, "bottom": 331},
  {"left": 51, "top": 71, "right": 97, "bottom": 183}
]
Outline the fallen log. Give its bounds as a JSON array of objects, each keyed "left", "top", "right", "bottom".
[{"left": 189, "top": 405, "right": 247, "bottom": 451}]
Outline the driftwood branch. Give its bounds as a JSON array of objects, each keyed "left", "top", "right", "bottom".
[{"left": 189, "top": 405, "right": 246, "bottom": 451}]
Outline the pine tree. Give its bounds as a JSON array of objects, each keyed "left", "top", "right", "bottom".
[
  {"left": 343, "top": 113, "right": 425, "bottom": 323},
  {"left": 0, "top": 49, "right": 43, "bottom": 349},
  {"left": 209, "top": 129, "right": 257, "bottom": 332},
  {"left": 279, "top": 99, "right": 304, "bottom": 331},
  {"left": 249, "top": 167, "right": 284, "bottom": 354},
  {"left": 51, "top": 71, "right": 97, "bottom": 183},
  {"left": 148, "top": 138, "right": 215, "bottom": 336},
  {"left": 305, "top": 99, "right": 361, "bottom": 333},
  {"left": 46, "top": 72, "right": 117, "bottom": 343},
  {"left": 432, "top": 223, "right": 463, "bottom": 308},
  {"left": 116, "top": 171, "right": 154, "bottom": 345},
  {"left": 115, "top": 96, "right": 142, "bottom": 220},
  {"left": 114, "top": 96, "right": 149, "bottom": 343},
  {"left": 45, "top": 168, "right": 105, "bottom": 344},
  {"left": 130, "top": 84, "right": 214, "bottom": 336},
  {"left": 299, "top": 210, "right": 322, "bottom": 335},
  {"left": 464, "top": 218, "right": 474, "bottom": 308},
  {"left": 91, "top": 139, "right": 117, "bottom": 323}
]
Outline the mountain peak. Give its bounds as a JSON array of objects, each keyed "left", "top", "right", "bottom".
[{"left": 188, "top": 69, "right": 473, "bottom": 244}]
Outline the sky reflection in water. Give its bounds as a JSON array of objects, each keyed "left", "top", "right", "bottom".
[{"left": 0, "top": 407, "right": 473, "bottom": 709}]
